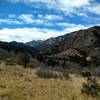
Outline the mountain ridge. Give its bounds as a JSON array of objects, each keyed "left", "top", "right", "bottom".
[
  {"left": 33, "top": 26, "right": 100, "bottom": 58},
  {"left": 0, "top": 41, "right": 38, "bottom": 56}
]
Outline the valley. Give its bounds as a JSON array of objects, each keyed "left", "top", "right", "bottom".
[{"left": 0, "top": 26, "right": 100, "bottom": 100}]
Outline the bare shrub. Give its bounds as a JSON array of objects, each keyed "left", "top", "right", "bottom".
[
  {"left": 5, "top": 58, "right": 16, "bottom": 66},
  {"left": 36, "top": 68, "right": 69, "bottom": 80}
]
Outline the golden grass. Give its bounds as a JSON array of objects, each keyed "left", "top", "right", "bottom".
[{"left": 0, "top": 62, "right": 99, "bottom": 100}]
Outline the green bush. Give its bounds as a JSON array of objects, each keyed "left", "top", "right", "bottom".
[
  {"left": 81, "top": 79, "right": 100, "bottom": 97},
  {"left": 81, "top": 70, "right": 91, "bottom": 78},
  {"left": 81, "top": 70, "right": 100, "bottom": 97}
]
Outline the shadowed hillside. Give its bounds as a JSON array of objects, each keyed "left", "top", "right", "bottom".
[{"left": 0, "top": 41, "right": 38, "bottom": 56}]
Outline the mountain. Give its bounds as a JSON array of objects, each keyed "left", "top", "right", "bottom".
[
  {"left": 26, "top": 40, "right": 42, "bottom": 47},
  {"left": 34, "top": 26, "right": 100, "bottom": 58},
  {"left": 10, "top": 26, "right": 100, "bottom": 58},
  {"left": 0, "top": 41, "right": 38, "bottom": 56},
  {"left": 26, "top": 36, "right": 67, "bottom": 51},
  {"left": 26, "top": 38, "right": 63, "bottom": 50},
  {"left": 35, "top": 37, "right": 65, "bottom": 50}
]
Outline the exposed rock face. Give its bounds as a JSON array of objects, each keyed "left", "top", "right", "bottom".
[{"left": 60, "top": 49, "right": 82, "bottom": 57}]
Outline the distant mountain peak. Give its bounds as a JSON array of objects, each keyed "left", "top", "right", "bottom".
[{"left": 26, "top": 40, "right": 42, "bottom": 47}]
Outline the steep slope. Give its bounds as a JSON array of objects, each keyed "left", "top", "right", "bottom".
[
  {"left": 72, "top": 26, "right": 100, "bottom": 49},
  {"left": 21, "top": 26, "right": 100, "bottom": 57},
  {"left": 30, "top": 32, "right": 75, "bottom": 51},
  {"left": 38, "top": 26, "right": 100, "bottom": 57},
  {"left": 36, "top": 37, "right": 64, "bottom": 50}
]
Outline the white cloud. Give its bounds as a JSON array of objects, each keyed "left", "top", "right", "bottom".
[
  {"left": 0, "top": 23, "right": 88, "bottom": 42},
  {"left": 56, "top": 23, "right": 78, "bottom": 27},
  {"left": 38, "top": 14, "right": 63, "bottom": 21},
  {"left": 64, "top": 24, "right": 87, "bottom": 32},
  {"left": 0, "top": 28, "right": 60, "bottom": 42},
  {"left": 8, "top": 0, "right": 90, "bottom": 8},
  {"left": 7, "top": 0, "right": 100, "bottom": 16},
  {"left": 17, "top": 14, "right": 54, "bottom": 26},
  {"left": 45, "top": 15, "right": 63, "bottom": 20},
  {"left": 38, "top": 14, "right": 43, "bottom": 18},
  {"left": 0, "top": 14, "right": 63, "bottom": 26},
  {"left": 76, "top": 13, "right": 88, "bottom": 17},
  {"left": 0, "top": 18, "right": 22, "bottom": 24},
  {"left": 56, "top": 0, "right": 90, "bottom": 12},
  {"left": 88, "top": 4, "right": 100, "bottom": 15},
  {"left": 18, "top": 14, "right": 34, "bottom": 24}
]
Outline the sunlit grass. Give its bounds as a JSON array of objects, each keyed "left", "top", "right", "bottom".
[{"left": 0, "top": 62, "right": 99, "bottom": 100}]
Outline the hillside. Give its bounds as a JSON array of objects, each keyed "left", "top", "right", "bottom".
[
  {"left": 26, "top": 40, "right": 42, "bottom": 47},
  {"left": 34, "top": 26, "right": 100, "bottom": 58},
  {"left": 0, "top": 41, "right": 38, "bottom": 56}
]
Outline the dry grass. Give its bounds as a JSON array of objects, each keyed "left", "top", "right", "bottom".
[{"left": 0, "top": 62, "right": 99, "bottom": 100}]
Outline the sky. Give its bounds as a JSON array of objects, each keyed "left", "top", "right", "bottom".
[{"left": 0, "top": 0, "right": 100, "bottom": 42}]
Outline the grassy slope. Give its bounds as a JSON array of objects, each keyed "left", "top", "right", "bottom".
[{"left": 0, "top": 62, "right": 99, "bottom": 100}]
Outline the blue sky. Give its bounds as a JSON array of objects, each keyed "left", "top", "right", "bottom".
[{"left": 0, "top": 0, "right": 100, "bottom": 42}]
